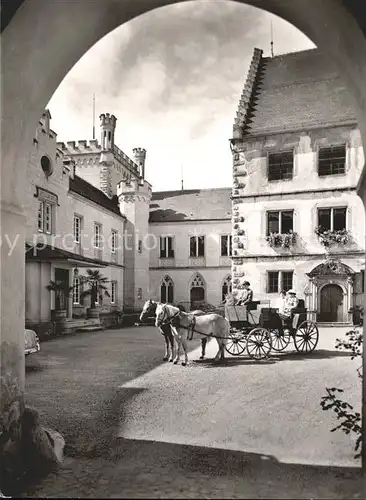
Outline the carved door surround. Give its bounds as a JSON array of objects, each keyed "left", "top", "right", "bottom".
[{"left": 306, "top": 257, "right": 355, "bottom": 323}]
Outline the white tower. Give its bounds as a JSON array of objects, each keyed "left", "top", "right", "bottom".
[
  {"left": 133, "top": 147, "right": 147, "bottom": 183},
  {"left": 99, "top": 113, "right": 117, "bottom": 198},
  {"left": 100, "top": 113, "right": 116, "bottom": 151},
  {"left": 117, "top": 177, "right": 152, "bottom": 311}
]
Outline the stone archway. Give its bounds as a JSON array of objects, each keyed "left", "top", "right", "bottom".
[
  {"left": 1, "top": 0, "right": 366, "bottom": 473},
  {"left": 306, "top": 258, "right": 355, "bottom": 324}
]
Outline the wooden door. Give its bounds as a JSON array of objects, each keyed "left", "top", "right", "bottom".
[
  {"left": 319, "top": 284, "right": 344, "bottom": 322},
  {"left": 55, "top": 268, "right": 70, "bottom": 312}
]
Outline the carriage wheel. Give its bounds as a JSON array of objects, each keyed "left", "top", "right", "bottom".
[
  {"left": 294, "top": 321, "right": 319, "bottom": 353},
  {"left": 225, "top": 331, "right": 246, "bottom": 356},
  {"left": 268, "top": 328, "right": 291, "bottom": 352},
  {"left": 246, "top": 328, "right": 272, "bottom": 360}
]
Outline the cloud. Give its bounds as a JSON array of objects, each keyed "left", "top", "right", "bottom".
[{"left": 47, "top": 1, "right": 314, "bottom": 191}]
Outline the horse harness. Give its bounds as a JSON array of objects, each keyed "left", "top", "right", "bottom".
[{"left": 159, "top": 306, "right": 222, "bottom": 340}]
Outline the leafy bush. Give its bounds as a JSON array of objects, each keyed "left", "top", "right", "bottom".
[{"left": 320, "top": 329, "right": 362, "bottom": 458}]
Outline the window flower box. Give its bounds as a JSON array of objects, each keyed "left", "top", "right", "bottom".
[
  {"left": 266, "top": 231, "right": 297, "bottom": 249},
  {"left": 315, "top": 226, "right": 349, "bottom": 247}
]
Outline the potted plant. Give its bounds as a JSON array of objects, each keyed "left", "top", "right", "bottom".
[
  {"left": 80, "top": 269, "right": 110, "bottom": 319},
  {"left": 349, "top": 305, "right": 364, "bottom": 326},
  {"left": 46, "top": 280, "right": 74, "bottom": 321}
]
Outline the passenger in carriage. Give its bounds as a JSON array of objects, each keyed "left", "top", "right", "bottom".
[
  {"left": 236, "top": 281, "right": 253, "bottom": 306},
  {"left": 276, "top": 290, "right": 287, "bottom": 314},
  {"left": 279, "top": 289, "right": 299, "bottom": 327}
]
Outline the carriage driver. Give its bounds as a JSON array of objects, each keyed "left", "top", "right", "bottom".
[{"left": 236, "top": 281, "right": 253, "bottom": 306}]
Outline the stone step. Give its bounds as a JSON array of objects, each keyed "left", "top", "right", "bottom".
[{"left": 76, "top": 326, "right": 104, "bottom": 332}]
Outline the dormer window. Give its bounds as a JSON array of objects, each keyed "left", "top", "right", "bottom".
[{"left": 268, "top": 151, "right": 293, "bottom": 181}]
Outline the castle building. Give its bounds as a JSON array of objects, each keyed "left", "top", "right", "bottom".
[
  {"left": 25, "top": 46, "right": 366, "bottom": 335},
  {"left": 25, "top": 110, "right": 231, "bottom": 336},
  {"left": 230, "top": 47, "right": 365, "bottom": 324}
]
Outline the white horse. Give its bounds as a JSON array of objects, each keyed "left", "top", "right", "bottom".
[
  {"left": 139, "top": 300, "right": 209, "bottom": 362},
  {"left": 155, "top": 302, "right": 230, "bottom": 366}
]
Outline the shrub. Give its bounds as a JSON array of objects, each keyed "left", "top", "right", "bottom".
[{"left": 320, "top": 329, "right": 362, "bottom": 459}]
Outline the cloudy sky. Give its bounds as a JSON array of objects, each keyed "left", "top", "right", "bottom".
[{"left": 47, "top": 1, "right": 315, "bottom": 192}]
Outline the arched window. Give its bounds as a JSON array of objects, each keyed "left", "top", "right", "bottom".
[
  {"left": 190, "top": 273, "right": 205, "bottom": 308},
  {"left": 222, "top": 275, "right": 232, "bottom": 302},
  {"left": 161, "top": 275, "right": 174, "bottom": 303}
]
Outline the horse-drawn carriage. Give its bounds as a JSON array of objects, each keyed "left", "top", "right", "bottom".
[{"left": 224, "top": 300, "right": 319, "bottom": 360}]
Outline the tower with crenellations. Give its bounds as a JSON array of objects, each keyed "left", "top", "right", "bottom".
[
  {"left": 57, "top": 112, "right": 142, "bottom": 199},
  {"left": 117, "top": 171, "right": 152, "bottom": 311}
]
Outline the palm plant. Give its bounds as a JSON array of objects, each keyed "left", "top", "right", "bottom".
[
  {"left": 80, "top": 269, "right": 110, "bottom": 309},
  {"left": 46, "top": 280, "right": 74, "bottom": 311}
]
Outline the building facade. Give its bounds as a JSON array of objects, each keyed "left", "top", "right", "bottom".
[
  {"left": 230, "top": 47, "right": 365, "bottom": 323},
  {"left": 25, "top": 47, "right": 365, "bottom": 332},
  {"left": 25, "top": 111, "right": 140, "bottom": 334},
  {"left": 148, "top": 188, "right": 232, "bottom": 310}
]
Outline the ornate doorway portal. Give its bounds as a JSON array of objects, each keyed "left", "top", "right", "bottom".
[{"left": 306, "top": 258, "right": 355, "bottom": 324}]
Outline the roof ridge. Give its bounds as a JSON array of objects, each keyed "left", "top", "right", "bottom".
[
  {"left": 233, "top": 47, "right": 263, "bottom": 140},
  {"left": 261, "top": 47, "right": 318, "bottom": 62},
  {"left": 152, "top": 187, "right": 231, "bottom": 195}
]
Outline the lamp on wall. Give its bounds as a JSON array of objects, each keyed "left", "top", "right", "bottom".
[{"left": 73, "top": 265, "right": 79, "bottom": 277}]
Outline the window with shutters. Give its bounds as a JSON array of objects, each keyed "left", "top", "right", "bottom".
[
  {"left": 190, "top": 236, "right": 205, "bottom": 257},
  {"left": 160, "top": 236, "right": 174, "bottom": 258}
]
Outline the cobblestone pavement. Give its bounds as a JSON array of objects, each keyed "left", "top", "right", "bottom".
[{"left": 22, "top": 325, "right": 364, "bottom": 498}]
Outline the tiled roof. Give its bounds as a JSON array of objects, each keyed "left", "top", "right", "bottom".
[
  {"left": 149, "top": 188, "right": 232, "bottom": 222},
  {"left": 242, "top": 48, "right": 357, "bottom": 136},
  {"left": 69, "top": 175, "right": 125, "bottom": 219}
]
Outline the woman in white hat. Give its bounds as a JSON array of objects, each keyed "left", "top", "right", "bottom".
[{"left": 279, "top": 289, "right": 299, "bottom": 321}]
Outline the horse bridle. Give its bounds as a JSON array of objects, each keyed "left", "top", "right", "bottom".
[{"left": 156, "top": 304, "right": 180, "bottom": 327}]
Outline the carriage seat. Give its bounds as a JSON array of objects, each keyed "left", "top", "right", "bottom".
[
  {"left": 246, "top": 300, "right": 260, "bottom": 311},
  {"left": 259, "top": 308, "right": 282, "bottom": 329}
]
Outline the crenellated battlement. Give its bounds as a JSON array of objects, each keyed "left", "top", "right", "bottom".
[
  {"left": 100, "top": 112, "right": 117, "bottom": 128},
  {"left": 117, "top": 177, "right": 152, "bottom": 200},
  {"left": 56, "top": 139, "right": 102, "bottom": 154}
]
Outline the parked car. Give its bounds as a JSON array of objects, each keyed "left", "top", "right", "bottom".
[{"left": 25, "top": 329, "right": 40, "bottom": 356}]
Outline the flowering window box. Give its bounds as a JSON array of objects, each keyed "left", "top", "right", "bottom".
[
  {"left": 315, "top": 226, "right": 349, "bottom": 247},
  {"left": 266, "top": 231, "right": 297, "bottom": 249}
]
